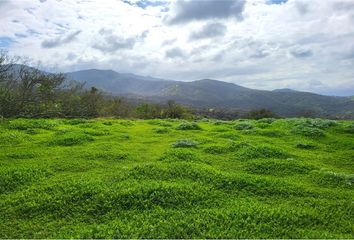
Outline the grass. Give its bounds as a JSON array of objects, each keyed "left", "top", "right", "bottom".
[{"left": 0, "top": 117, "right": 353, "bottom": 238}]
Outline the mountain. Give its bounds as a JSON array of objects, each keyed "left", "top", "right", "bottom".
[
  {"left": 272, "top": 88, "right": 298, "bottom": 93},
  {"left": 63, "top": 69, "right": 354, "bottom": 118},
  {"left": 66, "top": 69, "right": 175, "bottom": 96}
]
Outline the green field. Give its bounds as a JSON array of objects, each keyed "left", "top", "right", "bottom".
[{"left": 0, "top": 118, "right": 353, "bottom": 238}]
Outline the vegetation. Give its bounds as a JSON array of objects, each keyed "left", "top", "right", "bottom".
[
  {"left": 0, "top": 117, "right": 353, "bottom": 238},
  {"left": 2, "top": 51, "right": 353, "bottom": 120}
]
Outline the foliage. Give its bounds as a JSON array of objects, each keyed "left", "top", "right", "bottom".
[
  {"left": 172, "top": 139, "right": 199, "bottom": 148},
  {"left": 246, "top": 109, "right": 279, "bottom": 120},
  {"left": 176, "top": 122, "right": 201, "bottom": 130},
  {"left": 234, "top": 122, "right": 254, "bottom": 130},
  {"left": 291, "top": 125, "right": 325, "bottom": 137}
]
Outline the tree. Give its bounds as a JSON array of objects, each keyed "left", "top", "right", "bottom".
[
  {"left": 81, "top": 87, "right": 103, "bottom": 117},
  {"left": 246, "top": 108, "right": 279, "bottom": 119},
  {"left": 163, "top": 100, "right": 189, "bottom": 119}
]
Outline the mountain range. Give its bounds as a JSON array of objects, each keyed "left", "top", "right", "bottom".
[{"left": 65, "top": 69, "right": 354, "bottom": 118}]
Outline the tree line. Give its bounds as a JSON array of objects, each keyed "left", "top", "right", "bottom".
[
  {"left": 0, "top": 51, "right": 278, "bottom": 120},
  {"left": 0, "top": 51, "right": 195, "bottom": 119}
]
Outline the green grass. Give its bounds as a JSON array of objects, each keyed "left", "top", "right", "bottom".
[{"left": 0, "top": 118, "right": 353, "bottom": 238}]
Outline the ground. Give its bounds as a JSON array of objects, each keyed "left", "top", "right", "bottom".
[{"left": 0, "top": 118, "right": 353, "bottom": 238}]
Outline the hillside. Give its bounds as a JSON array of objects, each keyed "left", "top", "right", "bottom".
[
  {"left": 0, "top": 118, "right": 353, "bottom": 238},
  {"left": 66, "top": 69, "right": 354, "bottom": 118}
]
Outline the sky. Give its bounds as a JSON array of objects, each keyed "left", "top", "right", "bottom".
[{"left": 1, "top": 0, "right": 354, "bottom": 96}]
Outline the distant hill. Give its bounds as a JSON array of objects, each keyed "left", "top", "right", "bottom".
[
  {"left": 272, "top": 88, "right": 298, "bottom": 93},
  {"left": 24, "top": 68, "right": 348, "bottom": 119},
  {"left": 66, "top": 69, "right": 175, "bottom": 96}
]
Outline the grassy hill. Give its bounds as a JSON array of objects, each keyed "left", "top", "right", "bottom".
[{"left": 0, "top": 118, "right": 353, "bottom": 238}]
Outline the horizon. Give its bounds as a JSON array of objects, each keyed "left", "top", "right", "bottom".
[
  {"left": 1, "top": 0, "right": 354, "bottom": 96},
  {"left": 29, "top": 65, "right": 353, "bottom": 97}
]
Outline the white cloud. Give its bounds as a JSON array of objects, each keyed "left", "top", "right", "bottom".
[{"left": 0, "top": 0, "right": 353, "bottom": 95}]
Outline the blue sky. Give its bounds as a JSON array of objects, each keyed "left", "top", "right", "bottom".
[
  {"left": 0, "top": 37, "right": 14, "bottom": 48},
  {"left": 0, "top": 0, "right": 354, "bottom": 96}
]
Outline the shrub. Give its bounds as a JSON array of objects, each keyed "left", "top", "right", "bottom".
[
  {"left": 84, "top": 129, "right": 111, "bottom": 136},
  {"left": 344, "top": 124, "right": 354, "bottom": 134},
  {"left": 234, "top": 122, "right": 254, "bottom": 130},
  {"left": 228, "top": 141, "right": 251, "bottom": 151},
  {"left": 172, "top": 139, "right": 199, "bottom": 148},
  {"left": 49, "top": 133, "right": 94, "bottom": 146},
  {"left": 236, "top": 145, "right": 290, "bottom": 160},
  {"left": 257, "top": 130, "right": 284, "bottom": 137},
  {"left": 204, "top": 145, "right": 228, "bottom": 154},
  {"left": 8, "top": 119, "right": 58, "bottom": 130},
  {"left": 176, "top": 122, "right": 201, "bottom": 130},
  {"left": 25, "top": 128, "right": 40, "bottom": 135},
  {"left": 86, "top": 152, "right": 128, "bottom": 161},
  {"left": 245, "top": 160, "right": 315, "bottom": 176},
  {"left": 217, "top": 133, "right": 239, "bottom": 140},
  {"left": 306, "top": 119, "right": 338, "bottom": 129},
  {"left": 257, "top": 118, "right": 276, "bottom": 124},
  {"left": 291, "top": 126, "right": 325, "bottom": 137},
  {"left": 0, "top": 130, "right": 31, "bottom": 145},
  {"left": 0, "top": 167, "right": 52, "bottom": 194},
  {"left": 6, "top": 152, "right": 38, "bottom": 159},
  {"left": 154, "top": 128, "right": 169, "bottom": 134},
  {"left": 246, "top": 109, "right": 278, "bottom": 120},
  {"left": 160, "top": 149, "right": 200, "bottom": 162},
  {"left": 295, "top": 143, "right": 316, "bottom": 149},
  {"left": 290, "top": 118, "right": 338, "bottom": 130},
  {"left": 66, "top": 119, "right": 88, "bottom": 125},
  {"left": 312, "top": 169, "right": 354, "bottom": 188},
  {"left": 147, "top": 120, "right": 172, "bottom": 127}
]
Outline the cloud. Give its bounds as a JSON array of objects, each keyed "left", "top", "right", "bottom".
[
  {"left": 189, "top": 22, "right": 227, "bottom": 40},
  {"left": 250, "top": 49, "right": 270, "bottom": 59},
  {"left": 165, "top": 47, "right": 186, "bottom": 59},
  {"left": 1, "top": 0, "right": 354, "bottom": 96},
  {"left": 290, "top": 47, "right": 313, "bottom": 58},
  {"left": 41, "top": 30, "right": 81, "bottom": 48},
  {"left": 92, "top": 29, "right": 136, "bottom": 53},
  {"left": 295, "top": 1, "right": 309, "bottom": 15},
  {"left": 266, "top": 0, "right": 288, "bottom": 5},
  {"left": 166, "top": 0, "right": 246, "bottom": 25}
]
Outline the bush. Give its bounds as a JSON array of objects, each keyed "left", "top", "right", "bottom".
[
  {"left": 291, "top": 126, "right": 325, "bottom": 137},
  {"left": 49, "top": 133, "right": 94, "bottom": 146},
  {"left": 234, "top": 122, "right": 254, "bottom": 130},
  {"left": 154, "top": 128, "right": 169, "bottom": 134},
  {"left": 84, "top": 129, "right": 111, "bottom": 136},
  {"left": 66, "top": 119, "right": 88, "bottom": 125},
  {"left": 290, "top": 118, "right": 338, "bottom": 129},
  {"left": 0, "top": 130, "right": 31, "bottom": 145},
  {"left": 8, "top": 119, "right": 58, "bottom": 130},
  {"left": 236, "top": 145, "right": 290, "bottom": 160},
  {"left": 246, "top": 109, "right": 278, "bottom": 120},
  {"left": 344, "top": 124, "right": 354, "bottom": 134},
  {"left": 204, "top": 145, "right": 228, "bottom": 154},
  {"left": 172, "top": 139, "right": 199, "bottom": 148},
  {"left": 86, "top": 152, "right": 128, "bottom": 161},
  {"left": 160, "top": 149, "right": 200, "bottom": 162},
  {"left": 257, "top": 130, "right": 284, "bottom": 137},
  {"left": 0, "top": 167, "right": 52, "bottom": 194},
  {"left": 295, "top": 143, "right": 316, "bottom": 149},
  {"left": 312, "top": 169, "right": 354, "bottom": 188},
  {"left": 176, "top": 122, "right": 201, "bottom": 130},
  {"left": 257, "top": 118, "right": 276, "bottom": 124},
  {"left": 245, "top": 160, "right": 315, "bottom": 176},
  {"left": 6, "top": 152, "right": 38, "bottom": 159}
]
